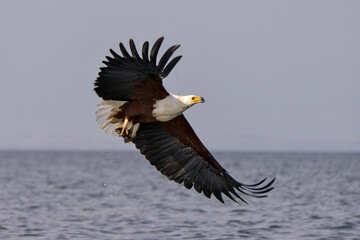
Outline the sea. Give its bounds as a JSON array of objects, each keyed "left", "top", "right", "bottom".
[{"left": 0, "top": 151, "right": 359, "bottom": 240}]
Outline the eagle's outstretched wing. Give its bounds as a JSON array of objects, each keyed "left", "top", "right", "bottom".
[
  {"left": 94, "top": 37, "right": 181, "bottom": 101},
  {"left": 132, "top": 114, "right": 275, "bottom": 203},
  {"left": 95, "top": 37, "right": 275, "bottom": 203}
]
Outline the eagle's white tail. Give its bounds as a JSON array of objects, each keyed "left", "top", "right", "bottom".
[
  {"left": 96, "top": 100, "right": 126, "bottom": 135},
  {"left": 96, "top": 100, "right": 140, "bottom": 139}
]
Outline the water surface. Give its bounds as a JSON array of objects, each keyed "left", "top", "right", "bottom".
[{"left": 0, "top": 151, "right": 359, "bottom": 239}]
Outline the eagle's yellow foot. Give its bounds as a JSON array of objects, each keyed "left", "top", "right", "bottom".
[
  {"left": 115, "top": 118, "right": 133, "bottom": 137},
  {"left": 115, "top": 126, "right": 127, "bottom": 136}
]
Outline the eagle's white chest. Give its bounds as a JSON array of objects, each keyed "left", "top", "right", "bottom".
[{"left": 152, "top": 94, "right": 190, "bottom": 122}]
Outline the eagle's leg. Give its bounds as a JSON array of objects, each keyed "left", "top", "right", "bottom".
[
  {"left": 115, "top": 117, "right": 134, "bottom": 137},
  {"left": 123, "top": 120, "right": 134, "bottom": 143},
  {"left": 115, "top": 117, "right": 129, "bottom": 136},
  {"left": 127, "top": 120, "right": 133, "bottom": 133}
]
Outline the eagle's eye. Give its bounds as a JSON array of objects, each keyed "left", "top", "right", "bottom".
[{"left": 191, "top": 97, "right": 195, "bottom": 100}]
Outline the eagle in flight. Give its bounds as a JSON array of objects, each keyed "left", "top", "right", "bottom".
[{"left": 94, "top": 37, "right": 275, "bottom": 203}]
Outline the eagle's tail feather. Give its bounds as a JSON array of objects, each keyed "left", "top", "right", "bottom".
[{"left": 96, "top": 100, "right": 126, "bottom": 135}]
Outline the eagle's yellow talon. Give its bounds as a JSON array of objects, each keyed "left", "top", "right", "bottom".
[
  {"left": 115, "top": 117, "right": 133, "bottom": 137},
  {"left": 115, "top": 126, "right": 123, "bottom": 135}
]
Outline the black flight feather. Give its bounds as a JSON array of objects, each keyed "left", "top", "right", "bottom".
[
  {"left": 150, "top": 37, "right": 164, "bottom": 67},
  {"left": 94, "top": 37, "right": 181, "bottom": 101},
  {"left": 132, "top": 115, "right": 276, "bottom": 204}
]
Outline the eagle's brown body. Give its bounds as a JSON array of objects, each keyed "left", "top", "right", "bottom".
[{"left": 123, "top": 74, "right": 169, "bottom": 123}]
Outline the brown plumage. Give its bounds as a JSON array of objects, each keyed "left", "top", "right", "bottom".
[{"left": 94, "top": 37, "right": 275, "bottom": 203}]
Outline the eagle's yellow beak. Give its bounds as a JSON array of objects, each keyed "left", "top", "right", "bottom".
[{"left": 192, "top": 96, "right": 205, "bottom": 103}]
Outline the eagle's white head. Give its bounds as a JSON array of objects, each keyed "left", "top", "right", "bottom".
[{"left": 176, "top": 95, "right": 205, "bottom": 107}]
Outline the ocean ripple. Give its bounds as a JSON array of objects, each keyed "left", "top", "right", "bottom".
[{"left": 0, "top": 151, "right": 359, "bottom": 239}]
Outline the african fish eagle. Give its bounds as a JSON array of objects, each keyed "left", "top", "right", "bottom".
[{"left": 94, "top": 37, "right": 275, "bottom": 203}]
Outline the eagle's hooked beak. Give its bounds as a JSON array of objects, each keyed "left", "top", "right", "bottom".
[{"left": 192, "top": 96, "right": 205, "bottom": 103}]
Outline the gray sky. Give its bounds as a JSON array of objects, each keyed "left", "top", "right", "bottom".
[{"left": 0, "top": 0, "right": 359, "bottom": 151}]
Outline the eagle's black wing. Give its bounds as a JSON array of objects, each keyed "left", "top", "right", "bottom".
[
  {"left": 132, "top": 115, "right": 275, "bottom": 203},
  {"left": 94, "top": 37, "right": 182, "bottom": 101}
]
